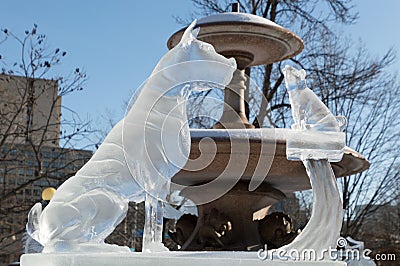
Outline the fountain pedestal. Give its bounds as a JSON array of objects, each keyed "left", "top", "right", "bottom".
[{"left": 179, "top": 182, "right": 286, "bottom": 251}]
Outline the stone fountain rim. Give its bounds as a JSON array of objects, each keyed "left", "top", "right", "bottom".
[
  {"left": 171, "top": 128, "right": 369, "bottom": 194},
  {"left": 189, "top": 128, "right": 368, "bottom": 159},
  {"left": 178, "top": 128, "right": 370, "bottom": 180}
]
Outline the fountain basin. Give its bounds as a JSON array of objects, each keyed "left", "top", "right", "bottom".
[{"left": 173, "top": 128, "right": 369, "bottom": 195}]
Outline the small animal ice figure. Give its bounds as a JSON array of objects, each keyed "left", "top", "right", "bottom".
[{"left": 282, "top": 65, "right": 345, "bottom": 132}]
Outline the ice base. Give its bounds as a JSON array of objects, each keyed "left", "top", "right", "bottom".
[
  {"left": 21, "top": 252, "right": 348, "bottom": 266},
  {"left": 286, "top": 130, "right": 345, "bottom": 162}
]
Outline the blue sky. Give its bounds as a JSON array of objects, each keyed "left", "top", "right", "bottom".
[{"left": 1, "top": 0, "right": 399, "bottom": 142}]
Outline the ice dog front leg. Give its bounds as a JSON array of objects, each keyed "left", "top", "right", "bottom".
[{"left": 142, "top": 193, "right": 168, "bottom": 252}]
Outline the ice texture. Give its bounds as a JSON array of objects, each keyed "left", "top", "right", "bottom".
[
  {"left": 279, "top": 65, "right": 344, "bottom": 259},
  {"left": 26, "top": 20, "right": 236, "bottom": 253}
]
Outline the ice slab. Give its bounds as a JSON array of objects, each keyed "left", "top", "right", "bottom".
[
  {"left": 286, "top": 130, "right": 345, "bottom": 162},
  {"left": 21, "top": 252, "right": 347, "bottom": 266}
]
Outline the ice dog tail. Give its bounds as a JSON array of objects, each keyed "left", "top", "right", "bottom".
[{"left": 26, "top": 203, "right": 43, "bottom": 244}]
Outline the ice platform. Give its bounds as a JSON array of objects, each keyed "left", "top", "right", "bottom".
[{"left": 21, "top": 252, "right": 347, "bottom": 266}]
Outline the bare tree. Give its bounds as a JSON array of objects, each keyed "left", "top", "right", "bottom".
[
  {"left": 0, "top": 25, "right": 94, "bottom": 264},
  {"left": 183, "top": 0, "right": 400, "bottom": 248}
]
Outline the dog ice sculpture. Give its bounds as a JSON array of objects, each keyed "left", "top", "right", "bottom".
[
  {"left": 279, "top": 65, "right": 345, "bottom": 258},
  {"left": 27, "top": 20, "right": 236, "bottom": 253}
]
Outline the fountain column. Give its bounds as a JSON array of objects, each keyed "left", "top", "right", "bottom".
[{"left": 213, "top": 53, "right": 254, "bottom": 129}]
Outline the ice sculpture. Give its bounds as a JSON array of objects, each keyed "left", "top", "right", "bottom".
[
  {"left": 279, "top": 65, "right": 346, "bottom": 258},
  {"left": 26, "top": 20, "right": 236, "bottom": 253}
]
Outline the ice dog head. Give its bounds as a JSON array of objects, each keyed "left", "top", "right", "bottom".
[
  {"left": 151, "top": 20, "right": 237, "bottom": 92},
  {"left": 282, "top": 65, "right": 307, "bottom": 91}
]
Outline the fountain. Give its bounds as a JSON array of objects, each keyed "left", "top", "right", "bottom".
[
  {"left": 167, "top": 6, "right": 369, "bottom": 253},
  {"left": 20, "top": 4, "right": 373, "bottom": 266}
]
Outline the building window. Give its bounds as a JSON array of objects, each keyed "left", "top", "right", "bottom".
[
  {"left": 40, "top": 180, "right": 49, "bottom": 186},
  {"left": 7, "top": 178, "right": 17, "bottom": 186}
]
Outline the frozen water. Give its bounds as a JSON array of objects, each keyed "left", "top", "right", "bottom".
[
  {"left": 278, "top": 160, "right": 343, "bottom": 259},
  {"left": 26, "top": 20, "right": 236, "bottom": 253},
  {"left": 280, "top": 65, "right": 344, "bottom": 259}
]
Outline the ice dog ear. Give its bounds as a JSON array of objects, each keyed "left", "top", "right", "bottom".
[
  {"left": 192, "top": 27, "right": 200, "bottom": 38},
  {"left": 299, "top": 69, "right": 306, "bottom": 80},
  {"left": 180, "top": 20, "right": 199, "bottom": 45}
]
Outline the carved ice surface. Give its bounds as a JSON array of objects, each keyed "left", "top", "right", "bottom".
[
  {"left": 26, "top": 20, "right": 236, "bottom": 253},
  {"left": 279, "top": 65, "right": 345, "bottom": 259}
]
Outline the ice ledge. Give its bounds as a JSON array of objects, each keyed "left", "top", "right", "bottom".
[{"left": 21, "top": 252, "right": 347, "bottom": 266}]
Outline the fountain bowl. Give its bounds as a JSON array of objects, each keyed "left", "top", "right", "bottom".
[
  {"left": 168, "top": 12, "right": 304, "bottom": 66},
  {"left": 173, "top": 128, "right": 369, "bottom": 195}
]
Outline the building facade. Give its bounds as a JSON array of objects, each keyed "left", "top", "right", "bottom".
[
  {"left": 0, "top": 74, "right": 61, "bottom": 147},
  {"left": 0, "top": 74, "right": 92, "bottom": 265}
]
